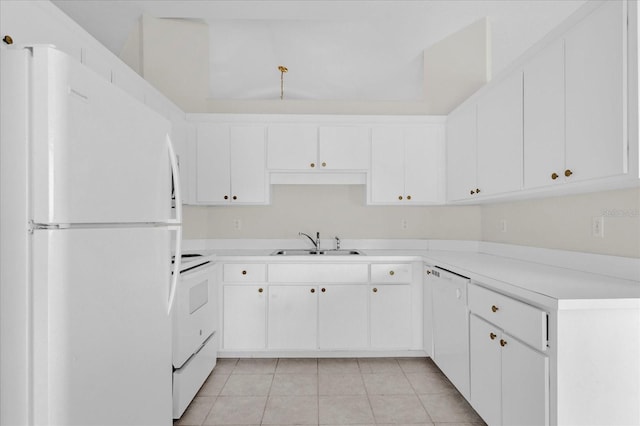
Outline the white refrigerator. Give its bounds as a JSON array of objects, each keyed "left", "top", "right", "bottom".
[{"left": 0, "top": 46, "right": 182, "bottom": 425}]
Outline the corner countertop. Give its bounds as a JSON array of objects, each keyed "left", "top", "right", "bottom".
[{"left": 182, "top": 240, "right": 640, "bottom": 310}]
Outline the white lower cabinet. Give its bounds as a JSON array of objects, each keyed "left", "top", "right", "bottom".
[
  {"left": 370, "top": 284, "right": 412, "bottom": 349},
  {"left": 268, "top": 285, "right": 318, "bottom": 350},
  {"left": 470, "top": 314, "right": 549, "bottom": 426},
  {"left": 468, "top": 285, "right": 549, "bottom": 426},
  {"left": 221, "top": 261, "right": 422, "bottom": 354},
  {"left": 318, "top": 284, "right": 368, "bottom": 350},
  {"left": 222, "top": 285, "right": 266, "bottom": 350}
]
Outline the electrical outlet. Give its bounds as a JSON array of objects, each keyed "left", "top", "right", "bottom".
[
  {"left": 592, "top": 216, "right": 604, "bottom": 238},
  {"left": 233, "top": 218, "right": 242, "bottom": 230},
  {"left": 401, "top": 219, "right": 408, "bottom": 230}
]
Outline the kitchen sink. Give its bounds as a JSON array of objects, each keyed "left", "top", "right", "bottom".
[{"left": 271, "top": 249, "right": 362, "bottom": 256}]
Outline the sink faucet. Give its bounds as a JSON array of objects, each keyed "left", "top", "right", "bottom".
[{"left": 299, "top": 232, "right": 320, "bottom": 250}]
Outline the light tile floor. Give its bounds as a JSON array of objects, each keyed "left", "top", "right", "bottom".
[{"left": 175, "top": 357, "right": 486, "bottom": 426}]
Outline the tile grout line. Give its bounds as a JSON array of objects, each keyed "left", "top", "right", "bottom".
[{"left": 399, "top": 361, "right": 436, "bottom": 425}]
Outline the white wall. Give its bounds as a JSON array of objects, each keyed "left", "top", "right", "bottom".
[
  {"left": 183, "top": 185, "right": 482, "bottom": 240},
  {"left": 481, "top": 187, "right": 640, "bottom": 258}
]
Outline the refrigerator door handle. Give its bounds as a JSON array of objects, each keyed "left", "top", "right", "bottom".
[
  {"left": 167, "top": 134, "right": 182, "bottom": 314},
  {"left": 167, "top": 134, "right": 182, "bottom": 225}
]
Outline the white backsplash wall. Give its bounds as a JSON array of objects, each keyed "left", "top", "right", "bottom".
[
  {"left": 481, "top": 187, "right": 640, "bottom": 258},
  {"left": 182, "top": 185, "right": 482, "bottom": 240}
]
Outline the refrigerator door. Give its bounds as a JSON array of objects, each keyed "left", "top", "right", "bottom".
[
  {"left": 31, "top": 227, "right": 172, "bottom": 426},
  {"left": 30, "top": 46, "right": 172, "bottom": 225}
]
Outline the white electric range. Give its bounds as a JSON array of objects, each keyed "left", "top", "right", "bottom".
[{"left": 172, "top": 252, "right": 217, "bottom": 419}]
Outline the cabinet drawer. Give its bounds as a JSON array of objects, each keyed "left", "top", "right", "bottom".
[
  {"left": 223, "top": 264, "right": 266, "bottom": 282},
  {"left": 268, "top": 263, "right": 368, "bottom": 283},
  {"left": 468, "top": 284, "right": 547, "bottom": 351},
  {"left": 371, "top": 264, "right": 412, "bottom": 283}
]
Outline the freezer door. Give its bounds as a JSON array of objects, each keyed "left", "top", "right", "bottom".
[
  {"left": 31, "top": 227, "right": 172, "bottom": 426},
  {"left": 30, "top": 47, "right": 172, "bottom": 224}
]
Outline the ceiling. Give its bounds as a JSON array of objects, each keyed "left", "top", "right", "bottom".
[{"left": 52, "top": 0, "right": 587, "bottom": 101}]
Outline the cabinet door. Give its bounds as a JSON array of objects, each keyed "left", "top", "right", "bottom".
[
  {"left": 502, "top": 333, "right": 549, "bottom": 426},
  {"left": 268, "top": 285, "right": 318, "bottom": 350},
  {"left": 446, "top": 104, "right": 477, "bottom": 201},
  {"left": 476, "top": 72, "right": 523, "bottom": 196},
  {"left": 223, "top": 285, "right": 266, "bottom": 350},
  {"left": 229, "top": 126, "right": 267, "bottom": 203},
  {"left": 196, "top": 124, "right": 230, "bottom": 204},
  {"left": 523, "top": 40, "right": 565, "bottom": 189},
  {"left": 370, "top": 127, "right": 405, "bottom": 203},
  {"left": 404, "top": 126, "right": 445, "bottom": 203},
  {"left": 565, "top": 0, "right": 627, "bottom": 181},
  {"left": 319, "top": 126, "right": 370, "bottom": 170},
  {"left": 267, "top": 125, "right": 317, "bottom": 170},
  {"left": 469, "top": 315, "right": 502, "bottom": 426},
  {"left": 318, "top": 284, "right": 368, "bottom": 350},
  {"left": 370, "top": 284, "right": 412, "bottom": 349}
]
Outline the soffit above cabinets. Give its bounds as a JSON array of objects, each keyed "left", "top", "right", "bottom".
[{"left": 52, "top": 0, "right": 586, "bottom": 101}]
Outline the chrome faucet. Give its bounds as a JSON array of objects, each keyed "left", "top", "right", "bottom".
[
  {"left": 299, "top": 232, "right": 320, "bottom": 250},
  {"left": 335, "top": 236, "right": 341, "bottom": 250}
]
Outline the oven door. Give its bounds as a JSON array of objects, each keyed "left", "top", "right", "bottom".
[{"left": 172, "top": 262, "right": 217, "bottom": 369}]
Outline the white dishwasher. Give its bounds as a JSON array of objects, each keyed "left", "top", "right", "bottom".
[{"left": 430, "top": 266, "right": 470, "bottom": 399}]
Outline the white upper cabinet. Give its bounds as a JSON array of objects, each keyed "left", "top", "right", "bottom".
[
  {"left": 446, "top": 104, "right": 478, "bottom": 201},
  {"left": 195, "top": 123, "right": 267, "bottom": 205},
  {"left": 318, "top": 126, "right": 370, "bottom": 170},
  {"left": 523, "top": 40, "right": 566, "bottom": 189},
  {"left": 370, "top": 125, "right": 445, "bottom": 204},
  {"left": 564, "top": 0, "right": 627, "bottom": 181},
  {"left": 525, "top": 1, "right": 627, "bottom": 189},
  {"left": 267, "top": 124, "right": 370, "bottom": 171},
  {"left": 266, "top": 125, "right": 317, "bottom": 170},
  {"left": 476, "top": 71, "right": 523, "bottom": 197}
]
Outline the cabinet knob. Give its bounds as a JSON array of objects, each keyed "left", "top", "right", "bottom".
[
  {"left": 500, "top": 339, "right": 507, "bottom": 347},
  {"left": 310, "top": 288, "right": 315, "bottom": 293},
  {"left": 476, "top": 188, "right": 481, "bottom": 194},
  {"left": 426, "top": 270, "right": 431, "bottom": 275},
  {"left": 321, "top": 162, "right": 327, "bottom": 167},
  {"left": 258, "top": 288, "right": 264, "bottom": 293},
  {"left": 406, "top": 195, "right": 412, "bottom": 200},
  {"left": 551, "top": 172, "right": 559, "bottom": 180},
  {"left": 372, "top": 287, "right": 378, "bottom": 293},
  {"left": 491, "top": 305, "right": 499, "bottom": 313},
  {"left": 389, "top": 270, "right": 395, "bottom": 276},
  {"left": 3, "top": 35, "right": 13, "bottom": 45},
  {"left": 224, "top": 195, "right": 229, "bottom": 200},
  {"left": 241, "top": 270, "right": 247, "bottom": 275},
  {"left": 564, "top": 169, "right": 573, "bottom": 177},
  {"left": 321, "top": 288, "right": 326, "bottom": 293},
  {"left": 310, "top": 162, "right": 315, "bottom": 168},
  {"left": 470, "top": 190, "right": 475, "bottom": 195},
  {"left": 489, "top": 332, "right": 497, "bottom": 340},
  {"left": 398, "top": 195, "right": 403, "bottom": 200},
  {"left": 232, "top": 195, "right": 237, "bottom": 200}
]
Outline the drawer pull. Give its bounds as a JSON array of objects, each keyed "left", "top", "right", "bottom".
[
  {"left": 551, "top": 172, "right": 559, "bottom": 180},
  {"left": 310, "top": 288, "right": 315, "bottom": 293},
  {"left": 322, "top": 162, "right": 327, "bottom": 167},
  {"left": 258, "top": 288, "right": 264, "bottom": 293},
  {"left": 491, "top": 305, "right": 499, "bottom": 313},
  {"left": 489, "top": 332, "right": 497, "bottom": 340},
  {"left": 500, "top": 339, "right": 507, "bottom": 347},
  {"left": 321, "top": 288, "right": 326, "bottom": 293},
  {"left": 241, "top": 270, "right": 247, "bottom": 275},
  {"left": 389, "top": 270, "right": 395, "bottom": 276},
  {"left": 564, "top": 169, "right": 573, "bottom": 177},
  {"left": 372, "top": 287, "right": 378, "bottom": 293},
  {"left": 310, "top": 162, "right": 315, "bottom": 168}
]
